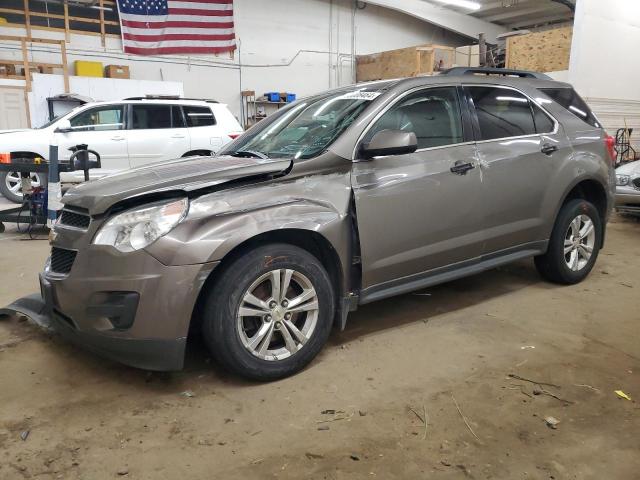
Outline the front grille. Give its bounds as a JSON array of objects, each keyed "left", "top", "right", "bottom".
[
  {"left": 633, "top": 177, "right": 640, "bottom": 190},
  {"left": 59, "top": 209, "right": 91, "bottom": 229},
  {"left": 50, "top": 247, "right": 77, "bottom": 274}
]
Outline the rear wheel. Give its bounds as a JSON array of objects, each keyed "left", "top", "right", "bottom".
[
  {"left": 201, "top": 244, "right": 334, "bottom": 381},
  {"left": 534, "top": 199, "right": 602, "bottom": 284},
  {"left": 0, "top": 171, "right": 47, "bottom": 203}
]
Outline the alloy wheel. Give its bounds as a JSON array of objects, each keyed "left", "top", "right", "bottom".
[
  {"left": 4, "top": 171, "right": 41, "bottom": 194},
  {"left": 564, "top": 214, "right": 596, "bottom": 271},
  {"left": 236, "top": 268, "right": 319, "bottom": 361}
]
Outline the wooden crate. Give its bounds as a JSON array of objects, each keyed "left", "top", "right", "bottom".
[
  {"left": 506, "top": 27, "right": 572, "bottom": 72},
  {"left": 356, "top": 44, "right": 455, "bottom": 82}
]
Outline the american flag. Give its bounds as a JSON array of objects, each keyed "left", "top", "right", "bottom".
[{"left": 116, "top": 0, "right": 236, "bottom": 55}]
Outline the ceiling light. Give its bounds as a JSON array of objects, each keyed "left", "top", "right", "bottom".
[{"left": 432, "top": 0, "right": 482, "bottom": 10}]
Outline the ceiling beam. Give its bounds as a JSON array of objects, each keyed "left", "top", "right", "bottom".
[
  {"left": 508, "top": 12, "right": 574, "bottom": 28},
  {"left": 473, "top": 0, "right": 535, "bottom": 14},
  {"left": 365, "top": 0, "right": 507, "bottom": 43},
  {"left": 484, "top": 4, "right": 565, "bottom": 22}
]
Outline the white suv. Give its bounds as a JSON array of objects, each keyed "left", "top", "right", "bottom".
[{"left": 0, "top": 98, "right": 243, "bottom": 203}]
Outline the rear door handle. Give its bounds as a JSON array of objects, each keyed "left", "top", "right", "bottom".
[
  {"left": 111, "top": 136, "right": 125, "bottom": 141},
  {"left": 450, "top": 161, "right": 475, "bottom": 175},
  {"left": 171, "top": 134, "right": 186, "bottom": 139},
  {"left": 541, "top": 143, "right": 558, "bottom": 155}
]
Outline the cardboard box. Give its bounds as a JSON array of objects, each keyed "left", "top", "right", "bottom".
[
  {"left": 0, "top": 64, "right": 16, "bottom": 77},
  {"left": 105, "top": 64, "right": 130, "bottom": 79},
  {"left": 75, "top": 60, "right": 104, "bottom": 77},
  {"left": 40, "top": 66, "right": 55, "bottom": 74}
]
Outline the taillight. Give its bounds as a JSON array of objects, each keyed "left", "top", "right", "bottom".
[
  {"left": 228, "top": 133, "right": 241, "bottom": 140},
  {"left": 604, "top": 134, "right": 616, "bottom": 164},
  {"left": 0, "top": 153, "right": 10, "bottom": 164}
]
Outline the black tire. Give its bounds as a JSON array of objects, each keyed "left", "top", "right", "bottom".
[
  {"left": 534, "top": 198, "right": 602, "bottom": 284},
  {"left": 201, "top": 243, "right": 335, "bottom": 381},
  {"left": 0, "top": 171, "right": 48, "bottom": 204}
]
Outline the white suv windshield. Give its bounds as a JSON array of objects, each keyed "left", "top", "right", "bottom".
[{"left": 221, "top": 89, "right": 382, "bottom": 160}]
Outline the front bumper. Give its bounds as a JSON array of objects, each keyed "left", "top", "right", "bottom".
[
  {"left": 615, "top": 185, "right": 640, "bottom": 214},
  {"left": 0, "top": 292, "right": 187, "bottom": 371},
  {"left": 1, "top": 244, "right": 218, "bottom": 370}
]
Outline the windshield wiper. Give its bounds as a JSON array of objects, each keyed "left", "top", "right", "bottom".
[{"left": 228, "top": 150, "right": 270, "bottom": 160}]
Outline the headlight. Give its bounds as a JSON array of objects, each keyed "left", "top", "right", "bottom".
[
  {"left": 93, "top": 198, "right": 188, "bottom": 252},
  {"left": 616, "top": 174, "right": 630, "bottom": 186}
]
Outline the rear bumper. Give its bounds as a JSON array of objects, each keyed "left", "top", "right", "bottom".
[{"left": 1, "top": 291, "right": 187, "bottom": 371}]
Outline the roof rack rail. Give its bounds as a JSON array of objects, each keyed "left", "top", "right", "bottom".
[
  {"left": 123, "top": 95, "right": 219, "bottom": 103},
  {"left": 439, "top": 67, "right": 551, "bottom": 80}
]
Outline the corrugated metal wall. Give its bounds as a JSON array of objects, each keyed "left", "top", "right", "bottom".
[{"left": 587, "top": 97, "right": 640, "bottom": 152}]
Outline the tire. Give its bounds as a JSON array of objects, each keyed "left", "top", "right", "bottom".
[
  {"left": 201, "top": 243, "right": 335, "bottom": 381},
  {"left": 0, "top": 171, "right": 47, "bottom": 204},
  {"left": 534, "top": 199, "right": 602, "bottom": 284}
]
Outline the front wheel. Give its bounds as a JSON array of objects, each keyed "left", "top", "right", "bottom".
[
  {"left": 0, "top": 171, "right": 47, "bottom": 203},
  {"left": 201, "top": 244, "right": 335, "bottom": 381},
  {"left": 534, "top": 199, "right": 602, "bottom": 284}
]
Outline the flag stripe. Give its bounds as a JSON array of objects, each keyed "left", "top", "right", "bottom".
[
  {"left": 121, "top": 19, "right": 234, "bottom": 29},
  {"left": 124, "top": 46, "right": 236, "bottom": 55},
  {"left": 125, "top": 26, "right": 234, "bottom": 35},
  {"left": 169, "top": 1, "right": 232, "bottom": 10},
  {"left": 168, "top": 8, "right": 233, "bottom": 16},
  {"left": 117, "top": 0, "right": 236, "bottom": 56},
  {"left": 123, "top": 32, "right": 235, "bottom": 41}
]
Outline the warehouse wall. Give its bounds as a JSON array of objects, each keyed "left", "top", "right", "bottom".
[
  {"left": 0, "top": 0, "right": 470, "bottom": 124},
  {"left": 568, "top": 0, "right": 640, "bottom": 147}
]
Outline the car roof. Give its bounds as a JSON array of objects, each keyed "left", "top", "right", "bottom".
[{"left": 80, "top": 99, "right": 220, "bottom": 108}]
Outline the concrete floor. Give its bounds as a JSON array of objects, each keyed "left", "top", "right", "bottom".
[{"left": 0, "top": 215, "right": 638, "bottom": 479}]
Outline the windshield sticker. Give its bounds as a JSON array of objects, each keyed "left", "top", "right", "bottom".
[{"left": 338, "top": 91, "right": 382, "bottom": 101}]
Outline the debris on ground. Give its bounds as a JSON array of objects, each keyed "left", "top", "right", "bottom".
[
  {"left": 544, "top": 416, "right": 560, "bottom": 429},
  {"left": 180, "top": 390, "right": 195, "bottom": 398},
  {"left": 317, "top": 425, "right": 329, "bottom": 431},
  {"left": 615, "top": 390, "right": 632, "bottom": 401},
  {"left": 508, "top": 373, "right": 560, "bottom": 389},
  {"left": 520, "top": 345, "right": 536, "bottom": 350},
  {"left": 350, "top": 454, "right": 361, "bottom": 461},
  {"left": 305, "top": 452, "right": 324, "bottom": 460},
  {"left": 116, "top": 467, "right": 129, "bottom": 476},
  {"left": 20, "top": 430, "right": 30, "bottom": 441},
  {"left": 359, "top": 410, "right": 367, "bottom": 417},
  {"left": 451, "top": 393, "right": 479, "bottom": 440},
  {"left": 574, "top": 383, "right": 600, "bottom": 392}
]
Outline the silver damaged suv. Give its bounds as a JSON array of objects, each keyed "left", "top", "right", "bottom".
[{"left": 9, "top": 68, "right": 616, "bottom": 380}]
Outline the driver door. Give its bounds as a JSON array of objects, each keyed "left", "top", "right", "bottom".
[
  {"left": 57, "top": 104, "right": 129, "bottom": 179},
  {"left": 351, "top": 86, "right": 485, "bottom": 296}
]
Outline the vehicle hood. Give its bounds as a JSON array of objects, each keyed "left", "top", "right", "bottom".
[
  {"left": 0, "top": 129, "right": 33, "bottom": 135},
  {"left": 62, "top": 155, "right": 292, "bottom": 215},
  {"left": 616, "top": 160, "right": 640, "bottom": 176},
  {"left": 0, "top": 129, "right": 50, "bottom": 155}
]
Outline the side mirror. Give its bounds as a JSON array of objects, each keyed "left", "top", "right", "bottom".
[
  {"left": 360, "top": 129, "right": 418, "bottom": 159},
  {"left": 54, "top": 118, "right": 72, "bottom": 133}
]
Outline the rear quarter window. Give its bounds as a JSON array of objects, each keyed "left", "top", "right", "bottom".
[
  {"left": 539, "top": 88, "right": 601, "bottom": 128},
  {"left": 183, "top": 105, "right": 216, "bottom": 127}
]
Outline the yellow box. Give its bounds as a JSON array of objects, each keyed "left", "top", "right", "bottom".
[{"left": 75, "top": 60, "right": 104, "bottom": 77}]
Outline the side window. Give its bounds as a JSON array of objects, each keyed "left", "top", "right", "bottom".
[
  {"left": 172, "top": 106, "right": 186, "bottom": 128},
  {"left": 532, "top": 103, "right": 555, "bottom": 134},
  {"left": 365, "top": 87, "right": 463, "bottom": 150},
  {"left": 183, "top": 106, "right": 216, "bottom": 127},
  {"left": 130, "top": 104, "right": 172, "bottom": 130},
  {"left": 539, "top": 87, "right": 600, "bottom": 128},
  {"left": 69, "top": 105, "right": 124, "bottom": 131},
  {"left": 469, "top": 87, "right": 536, "bottom": 140}
]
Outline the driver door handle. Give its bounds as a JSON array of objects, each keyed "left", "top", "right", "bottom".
[
  {"left": 171, "top": 134, "right": 186, "bottom": 139},
  {"left": 541, "top": 143, "right": 558, "bottom": 155},
  {"left": 111, "top": 135, "right": 125, "bottom": 141},
  {"left": 450, "top": 161, "right": 475, "bottom": 175}
]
